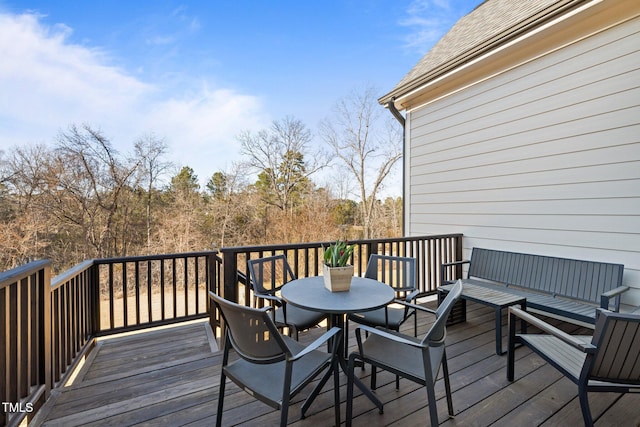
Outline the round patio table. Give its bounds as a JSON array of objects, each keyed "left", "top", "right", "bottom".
[
  {"left": 281, "top": 275, "right": 394, "bottom": 412},
  {"left": 281, "top": 275, "right": 394, "bottom": 315}
]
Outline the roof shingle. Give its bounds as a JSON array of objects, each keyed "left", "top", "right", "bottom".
[{"left": 381, "top": 0, "right": 575, "bottom": 105}]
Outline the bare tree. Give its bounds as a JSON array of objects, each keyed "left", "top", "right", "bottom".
[
  {"left": 134, "top": 134, "right": 172, "bottom": 250},
  {"left": 205, "top": 164, "right": 248, "bottom": 248},
  {"left": 0, "top": 145, "right": 52, "bottom": 266},
  {"left": 51, "top": 124, "right": 141, "bottom": 257},
  {"left": 238, "top": 116, "right": 330, "bottom": 242},
  {"left": 1, "top": 145, "right": 51, "bottom": 210},
  {"left": 319, "top": 86, "right": 403, "bottom": 238},
  {"left": 238, "top": 116, "right": 327, "bottom": 213}
]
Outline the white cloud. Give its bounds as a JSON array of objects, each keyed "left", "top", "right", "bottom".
[
  {"left": 143, "top": 86, "right": 269, "bottom": 179},
  {"left": 171, "top": 6, "right": 201, "bottom": 32},
  {"left": 0, "top": 13, "right": 149, "bottom": 134},
  {"left": 145, "top": 35, "right": 176, "bottom": 46},
  {"left": 0, "top": 12, "right": 269, "bottom": 181},
  {"left": 400, "top": 0, "right": 467, "bottom": 54}
]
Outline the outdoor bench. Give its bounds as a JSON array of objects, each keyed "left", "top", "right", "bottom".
[{"left": 438, "top": 247, "right": 627, "bottom": 352}]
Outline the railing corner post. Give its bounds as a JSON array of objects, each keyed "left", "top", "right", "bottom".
[
  {"left": 222, "top": 252, "right": 239, "bottom": 303},
  {"left": 90, "top": 262, "right": 100, "bottom": 336},
  {"left": 41, "top": 262, "right": 53, "bottom": 400}
]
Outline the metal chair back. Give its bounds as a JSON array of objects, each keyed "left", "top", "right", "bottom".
[
  {"left": 365, "top": 254, "right": 416, "bottom": 295},
  {"left": 247, "top": 254, "right": 296, "bottom": 296},
  {"left": 210, "top": 291, "right": 288, "bottom": 363},
  {"left": 587, "top": 309, "right": 640, "bottom": 383},
  {"left": 211, "top": 291, "right": 341, "bottom": 427}
]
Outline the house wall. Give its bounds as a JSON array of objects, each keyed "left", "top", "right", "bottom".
[{"left": 405, "top": 13, "right": 640, "bottom": 304}]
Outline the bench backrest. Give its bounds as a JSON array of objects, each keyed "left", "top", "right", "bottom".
[{"left": 468, "top": 248, "right": 624, "bottom": 303}]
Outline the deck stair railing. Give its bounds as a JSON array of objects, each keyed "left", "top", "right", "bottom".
[{"left": 1, "top": 234, "right": 462, "bottom": 427}]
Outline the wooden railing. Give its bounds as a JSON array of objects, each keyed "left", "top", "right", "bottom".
[
  {"left": 1, "top": 260, "right": 51, "bottom": 427},
  {"left": 49, "top": 260, "right": 95, "bottom": 393},
  {"left": 1, "top": 234, "right": 463, "bottom": 426},
  {"left": 93, "top": 252, "right": 221, "bottom": 335},
  {"left": 219, "top": 234, "right": 464, "bottom": 305},
  {"left": 0, "top": 251, "right": 221, "bottom": 427}
]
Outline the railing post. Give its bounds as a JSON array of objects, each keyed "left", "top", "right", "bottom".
[
  {"left": 90, "top": 262, "right": 100, "bottom": 337},
  {"left": 219, "top": 250, "right": 239, "bottom": 350},
  {"left": 221, "top": 252, "right": 238, "bottom": 303},
  {"left": 366, "top": 239, "right": 379, "bottom": 270},
  {"left": 40, "top": 263, "right": 52, "bottom": 401},
  {"left": 206, "top": 253, "right": 219, "bottom": 340},
  {"left": 455, "top": 235, "right": 464, "bottom": 279}
]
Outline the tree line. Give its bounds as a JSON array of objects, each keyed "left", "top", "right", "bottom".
[{"left": 0, "top": 87, "right": 403, "bottom": 273}]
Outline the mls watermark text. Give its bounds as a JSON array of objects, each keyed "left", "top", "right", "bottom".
[{"left": 2, "top": 402, "right": 34, "bottom": 414}]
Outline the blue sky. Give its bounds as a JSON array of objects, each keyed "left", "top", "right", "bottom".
[{"left": 0, "top": 0, "right": 480, "bottom": 194}]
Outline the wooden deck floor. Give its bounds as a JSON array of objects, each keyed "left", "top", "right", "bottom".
[{"left": 34, "top": 300, "right": 640, "bottom": 426}]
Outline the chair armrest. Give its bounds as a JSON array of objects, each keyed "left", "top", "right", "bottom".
[
  {"left": 256, "top": 293, "right": 283, "bottom": 306},
  {"left": 289, "top": 327, "right": 342, "bottom": 361},
  {"left": 442, "top": 260, "right": 470, "bottom": 267},
  {"left": 356, "top": 324, "right": 423, "bottom": 349},
  {"left": 600, "top": 286, "right": 629, "bottom": 311},
  {"left": 441, "top": 260, "right": 469, "bottom": 283},
  {"left": 255, "top": 293, "right": 284, "bottom": 322},
  {"left": 393, "top": 299, "right": 437, "bottom": 316},
  {"left": 508, "top": 307, "right": 596, "bottom": 353},
  {"left": 404, "top": 289, "right": 421, "bottom": 303}
]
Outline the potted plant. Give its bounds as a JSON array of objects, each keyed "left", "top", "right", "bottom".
[{"left": 322, "top": 240, "right": 355, "bottom": 292}]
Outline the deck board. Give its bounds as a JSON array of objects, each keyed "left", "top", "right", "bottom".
[{"left": 34, "top": 302, "right": 640, "bottom": 426}]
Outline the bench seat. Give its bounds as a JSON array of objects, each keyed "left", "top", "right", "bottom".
[
  {"left": 462, "top": 278, "right": 600, "bottom": 325},
  {"left": 441, "top": 248, "right": 627, "bottom": 326}
]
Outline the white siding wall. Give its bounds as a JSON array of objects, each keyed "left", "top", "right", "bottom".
[{"left": 406, "top": 16, "right": 640, "bottom": 304}]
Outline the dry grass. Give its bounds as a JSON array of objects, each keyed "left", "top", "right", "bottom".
[{"left": 98, "top": 287, "right": 207, "bottom": 330}]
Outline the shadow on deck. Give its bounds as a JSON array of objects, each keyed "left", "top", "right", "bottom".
[{"left": 33, "top": 300, "right": 640, "bottom": 426}]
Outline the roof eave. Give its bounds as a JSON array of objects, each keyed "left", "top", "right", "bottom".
[{"left": 379, "top": 0, "right": 590, "bottom": 109}]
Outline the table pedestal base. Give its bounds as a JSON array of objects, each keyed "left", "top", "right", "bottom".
[{"left": 302, "top": 313, "right": 383, "bottom": 419}]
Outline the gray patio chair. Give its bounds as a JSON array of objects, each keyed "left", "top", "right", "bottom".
[
  {"left": 210, "top": 291, "right": 342, "bottom": 427},
  {"left": 348, "top": 254, "right": 419, "bottom": 336},
  {"left": 247, "top": 254, "right": 327, "bottom": 339},
  {"left": 507, "top": 306, "right": 640, "bottom": 427},
  {"left": 346, "top": 279, "right": 463, "bottom": 427},
  {"left": 346, "top": 254, "right": 419, "bottom": 388}
]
